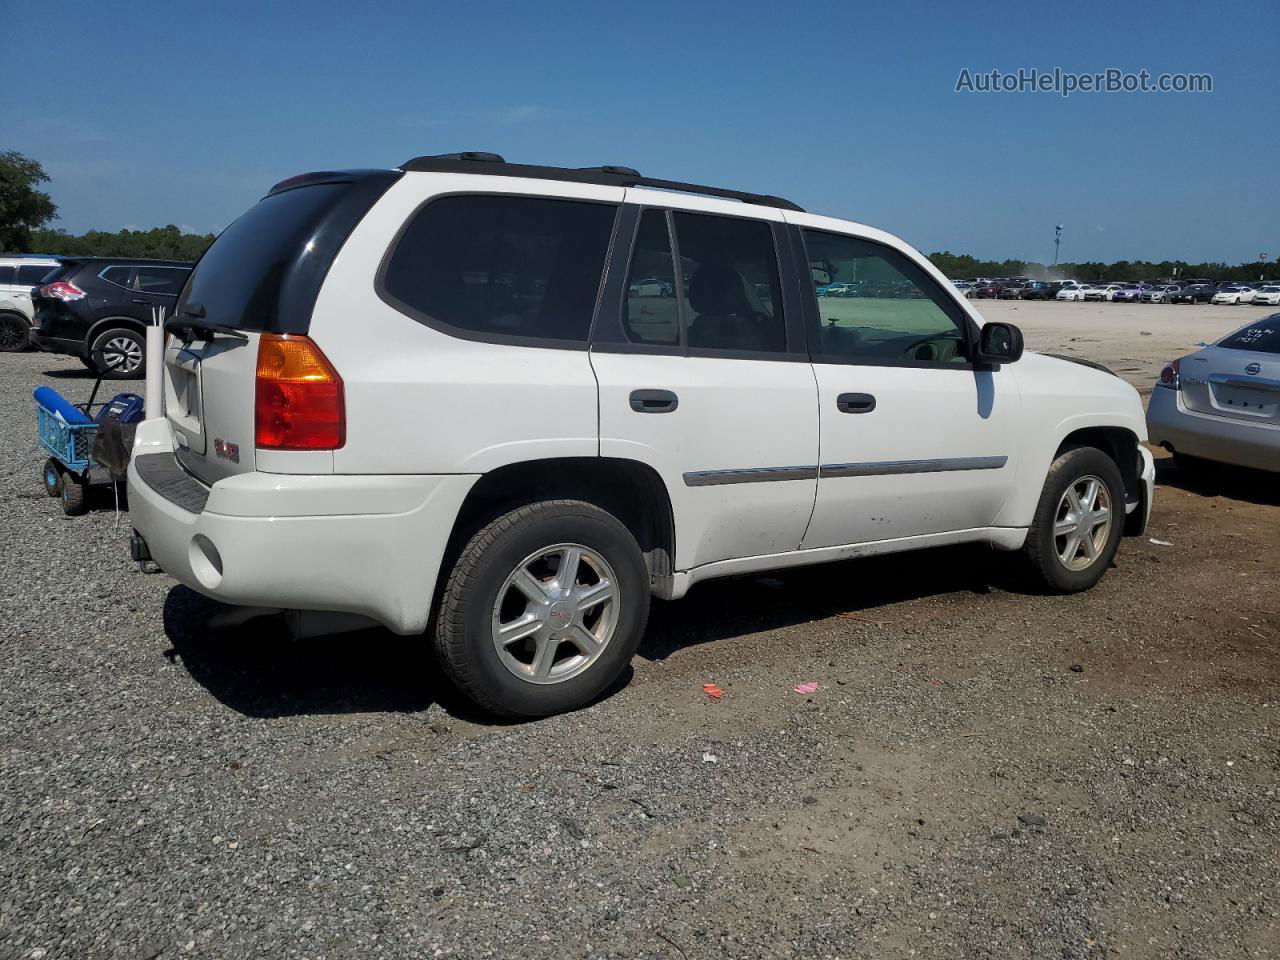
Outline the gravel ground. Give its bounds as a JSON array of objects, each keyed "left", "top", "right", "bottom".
[{"left": 1, "top": 337, "right": 1277, "bottom": 960}]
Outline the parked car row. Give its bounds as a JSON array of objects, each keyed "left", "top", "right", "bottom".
[
  {"left": 951, "top": 276, "right": 1279, "bottom": 306},
  {"left": 0, "top": 254, "right": 193, "bottom": 377}
]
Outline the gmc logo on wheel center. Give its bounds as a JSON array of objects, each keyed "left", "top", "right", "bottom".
[{"left": 214, "top": 438, "right": 240, "bottom": 463}]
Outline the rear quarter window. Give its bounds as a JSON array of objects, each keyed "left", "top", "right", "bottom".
[
  {"left": 16, "top": 264, "right": 57, "bottom": 285},
  {"left": 380, "top": 195, "right": 618, "bottom": 345},
  {"left": 1219, "top": 321, "right": 1280, "bottom": 354}
]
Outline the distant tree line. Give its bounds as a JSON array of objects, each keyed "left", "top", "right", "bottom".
[
  {"left": 26, "top": 225, "right": 215, "bottom": 261},
  {"left": 928, "top": 250, "right": 1276, "bottom": 284},
  {"left": 3, "top": 151, "right": 1274, "bottom": 278}
]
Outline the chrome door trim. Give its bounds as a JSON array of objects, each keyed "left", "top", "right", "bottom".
[{"left": 819, "top": 456, "right": 1008, "bottom": 478}]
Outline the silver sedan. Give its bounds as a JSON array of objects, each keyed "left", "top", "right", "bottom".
[{"left": 1147, "top": 316, "right": 1280, "bottom": 472}]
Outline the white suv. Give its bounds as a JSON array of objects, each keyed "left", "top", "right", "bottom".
[
  {"left": 128, "top": 153, "right": 1155, "bottom": 718},
  {"left": 0, "top": 256, "right": 62, "bottom": 351}
]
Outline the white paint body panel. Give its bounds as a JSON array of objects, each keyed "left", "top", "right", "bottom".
[
  {"left": 804, "top": 363, "right": 1021, "bottom": 546},
  {"left": 591, "top": 351, "right": 818, "bottom": 568}
]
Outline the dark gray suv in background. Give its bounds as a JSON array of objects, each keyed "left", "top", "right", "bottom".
[{"left": 30, "top": 258, "right": 192, "bottom": 377}]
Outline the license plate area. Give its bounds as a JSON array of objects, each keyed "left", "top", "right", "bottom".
[
  {"left": 165, "top": 347, "right": 206, "bottom": 453},
  {"left": 1209, "top": 379, "right": 1279, "bottom": 420}
]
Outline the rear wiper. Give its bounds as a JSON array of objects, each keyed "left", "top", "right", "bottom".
[{"left": 164, "top": 308, "right": 249, "bottom": 343}]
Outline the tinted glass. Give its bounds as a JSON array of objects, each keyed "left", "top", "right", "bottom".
[
  {"left": 672, "top": 211, "right": 785, "bottom": 354},
  {"left": 804, "top": 230, "right": 968, "bottom": 364},
  {"left": 0, "top": 266, "right": 15, "bottom": 284},
  {"left": 623, "top": 210, "right": 679, "bottom": 346},
  {"left": 16, "top": 264, "right": 56, "bottom": 285},
  {"left": 1219, "top": 321, "right": 1280, "bottom": 354},
  {"left": 135, "top": 266, "right": 189, "bottom": 296},
  {"left": 101, "top": 266, "right": 132, "bottom": 287},
  {"left": 384, "top": 195, "right": 617, "bottom": 343},
  {"left": 181, "top": 183, "right": 347, "bottom": 331}
]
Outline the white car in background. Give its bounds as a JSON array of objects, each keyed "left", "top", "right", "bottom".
[
  {"left": 1142, "top": 284, "right": 1180, "bottom": 304},
  {"left": 1055, "top": 282, "right": 1089, "bottom": 301},
  {"left": 1086, "top": 283, "right": 1124, "bottom": 301},
  {"left": 126, "top": 152, "right": 1156, "bottom": 718},
  {"left": 0, "top": 256, "right": 62, "bottom": 352},
  {"left": 1212, "top": 285, "right": 1257, "bottom": 305},
  {"left": 1251, "top": 285, "right": 1280, "bottom": 306}
]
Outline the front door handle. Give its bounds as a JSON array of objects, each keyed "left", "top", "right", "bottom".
[
  {"left": 630, "top": 389, "right": 679, "bottom": 413},
  {"left": 836, "top": 392, "right": 876, "bottom": 414}
]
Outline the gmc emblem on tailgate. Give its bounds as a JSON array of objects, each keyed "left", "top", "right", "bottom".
[{"left": 214, "top": 438, "right": 240, "bottom": 463}]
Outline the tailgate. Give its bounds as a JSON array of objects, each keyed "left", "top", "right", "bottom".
[
  {"left": 158, "top": 172, "right": 400, "bottom": 485},
  {"left": 166, "top": 331, "right": 260, "bottom": 484}
]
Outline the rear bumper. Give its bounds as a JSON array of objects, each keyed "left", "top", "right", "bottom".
[
  {"left": 1147, "top": 386, "right": 1280, "bottom": 473},
  {"left": 127, "top": 419, "right": 477, "bottom": 633},
  {"left": 29, "top": 332, "right": 86, "bottom": 358}
]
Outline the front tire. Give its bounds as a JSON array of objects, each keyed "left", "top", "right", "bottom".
[
  {"left": 433, "top": 500, "right": 651, "bottom": 718},
  {"left": 1021, "top": 447, "right": 1125, "bottom": 593}
]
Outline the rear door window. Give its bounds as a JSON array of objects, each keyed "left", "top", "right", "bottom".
[
  {"left": 135, "top": 266, "right": 189, "bottom": 296},
  {"left": 1220, "top": 322, "right": 1280, "bottom": 354},
  {"left": 101, "top": 266, "right": 134, "bottom": 288},
  {"left": 16, "top": 264, "right": 56, "bottom": 285},
  {"left": 0, "top": 266, "right": 15, "bottom": 285},
  {"left": 671, "top": 211, "right": 786, "bottom": 354},
  {"left": 381, "top": 195, "right": 618, "bottom": 344}
]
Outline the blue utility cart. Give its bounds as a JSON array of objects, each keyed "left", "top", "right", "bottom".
[{"left": 34, "top": 378, "right": 145, "bottom": 515}]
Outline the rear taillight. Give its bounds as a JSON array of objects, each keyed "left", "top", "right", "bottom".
[
  {"left": 254, "top": 334, "right": 345, "bottom": 450},
  {"left": 40, "top": 280, "right": 85, "bottom": 301},
  {"left": 1158, "top": 359, "right": 1180, "bottom": 389}
]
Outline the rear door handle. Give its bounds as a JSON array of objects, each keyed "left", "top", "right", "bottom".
[
  {"left": 836, "top": 392, "right": 876, "bottom": 414},
  {"left": 630, "top": 389, "right": 679, "bottom": 413}
]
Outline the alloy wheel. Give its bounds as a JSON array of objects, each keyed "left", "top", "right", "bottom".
[
  {"left": 101, "top": 336, "right": 143, "bottom": 374},
  {"left": 490, "top": 543, "right": 619, "bottom": 684},
  {"left": 1053, "top": 475, "right": 1112, "bottom": 571}
]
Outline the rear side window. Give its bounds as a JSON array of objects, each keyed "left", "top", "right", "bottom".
[
  {"left": 673, "top": 212, "right": 785, "bottom": 354},
  {"left": 1220, "top": 321, "right": 1280, "bottom": 354},
  {"left": 623, "top": 210, "right": 680, "bottom": 346},
  {"left": 135, "top": 266, "right": 189, "bottom": 295},
  {"left": 101, "top": 266, "right": 133, "bottom": 287},
  {"left": 381, "top": 195, "right": 617, "bottom": 344},
  {"left": 0, "top": 266, "right": 14, "bottom": 284},
  {"left": 16, "top": 264, "right": 56, "bottom": 285}
]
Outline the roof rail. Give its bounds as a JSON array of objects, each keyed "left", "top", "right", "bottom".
[{"left": 398, "top": 154, "right": 803, "bottom": 211}]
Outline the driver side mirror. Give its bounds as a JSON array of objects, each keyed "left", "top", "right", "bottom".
[{"left": 974, "top": 322, "right": 1024, "bottom": 365}]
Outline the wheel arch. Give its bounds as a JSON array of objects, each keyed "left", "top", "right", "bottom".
[
  {"left": 87, "top": 315, "right": 148, "bottom": 346},
  {"left": 444, "top": 457, "right": 678, "bottom": 598},
  {"left": 1055, "top": 425, "right": 1148, "bottom": 536}
]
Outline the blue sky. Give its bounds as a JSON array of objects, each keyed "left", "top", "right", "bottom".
[{"left": 12, "top": 0, "right": 1278, "bottom": 264}]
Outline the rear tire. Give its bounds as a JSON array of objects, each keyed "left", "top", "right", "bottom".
[
  {"left": 1021, "top": 447, "right": 1125, "bottom": 593},
  {"left": 60, "top": 474, "right": 88, "bottom": 516},
  {"left": 89, "top": 327, "right": 146, "bottom": 379},
  {"left": 433, "top": 499, "right": 650, "bottom": 719},
  {"left": 0, "top": 313, "right": 30, "bottom": 352}
]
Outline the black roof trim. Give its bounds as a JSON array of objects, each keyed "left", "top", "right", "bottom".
[
  {"left": 266, "top": 169, "right": 392, "bottom": 197},
  {"left": 397, "top": 155, "right": 803, "bottom": 212}
]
